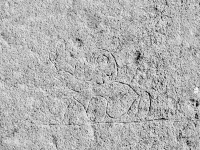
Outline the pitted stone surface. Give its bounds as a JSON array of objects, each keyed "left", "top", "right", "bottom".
[{"left": 0, "top": 0, "right": 200, "bottom": 149}]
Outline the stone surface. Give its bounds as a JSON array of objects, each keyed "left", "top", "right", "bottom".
[{"left": 0, "top": 0, "right": 200, "bottom": 149}]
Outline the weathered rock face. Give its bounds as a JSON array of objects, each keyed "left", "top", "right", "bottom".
[{"left": 0, "top": 0, "right": 200, "bottom": 149}]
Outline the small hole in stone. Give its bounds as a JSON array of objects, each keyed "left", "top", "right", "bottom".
[
  {"left": 189, "top": 99, "right": 195, "bottom": 102},
  {"left": 196, "top": 101, "right": 199, "bottom": 107},
  {"left": 195, "top": 113, "right": 199, "bottom": 119},
  {"left": 135, "top": 50, "right": 143, "bottom": 64},
  {"left": 75, "top": 38, "right": 84, "bottom": 47}
]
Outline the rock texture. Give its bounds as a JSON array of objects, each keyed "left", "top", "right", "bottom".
[{"left": 0, "top": 0, "right": 200, "bottom": 149}]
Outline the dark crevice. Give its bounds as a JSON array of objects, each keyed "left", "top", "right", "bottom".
[
  {"left": 146, "top": 91, "right": 153, "bottom": 113},
  {"left": 196, "top": 101, "right": 199, "bottom": 107},
  {"left": 110, "top": 53, "right": 119, "bottom": 77}
]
